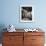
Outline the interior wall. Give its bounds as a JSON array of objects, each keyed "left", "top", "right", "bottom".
[{"left": 0, "top": 0, "right": 46, "bottom": 29}]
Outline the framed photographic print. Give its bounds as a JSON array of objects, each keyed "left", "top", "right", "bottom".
[{"left": 20, "top": 5, "right": 34, "bottom": 22}]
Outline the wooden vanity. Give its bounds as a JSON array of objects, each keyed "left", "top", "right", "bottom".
[{"left": 2, "top": 29, "right": 45, "bottom": 46}]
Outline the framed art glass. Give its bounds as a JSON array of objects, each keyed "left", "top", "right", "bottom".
[{"left": 20, "top": 5, "right": 34, "bottom": 22}]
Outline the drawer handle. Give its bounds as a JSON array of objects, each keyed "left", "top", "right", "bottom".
[{"left": 32, "top": 39, "right": 36, "bottom": 40}]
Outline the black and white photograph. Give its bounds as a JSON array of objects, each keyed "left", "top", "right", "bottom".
[{"left": 20, "top": 5, "right": 34, "bottom": 22}]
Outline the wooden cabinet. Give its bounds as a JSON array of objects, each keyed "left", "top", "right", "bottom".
[
  {"left": 2, "top": 32, "right": 45, "bottom": 46},
  {"left": 2, "top": 32, "right": 24, "bottom": 46}
]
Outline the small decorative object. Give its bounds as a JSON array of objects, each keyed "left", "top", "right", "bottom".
[
  {"left": 7, "top": 24, "right": 16, "bottom": 32},
  {"left": 24, "top": 29, "right": 33, "bottom": 32},
  {"left": 32, "top": 28, "right": 36, "bottom": 32},
  {"left": 20, "top": 5, "right": 34, "bottom": 22},
  {"left": 24, "top": 28, "right": 39, "bottom": 32},
  {"left": 24, "top": 29, "right": 29, "bottom": 32}
]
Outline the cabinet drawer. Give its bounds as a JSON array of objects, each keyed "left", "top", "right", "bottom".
[
  {"left": 32, "top": 36, "right": 45, "bottom": 44},
  {"left": 3, "top": 32, "right": 23, "bottom": 36},
  {"left": 32, "top": 44, "right": 44, "bottom": 46},
  {"left": 3, "top": 44, "right": 15, "bottom": 46},
  {"left": 3, "top": 36, "right": 23, "bottom": 44},
  {"left": 3, "top": 43, "right": 23, "bottom": 46},
  {"left": 24, "top": 32, "right": 44, "bottom": 36}
]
